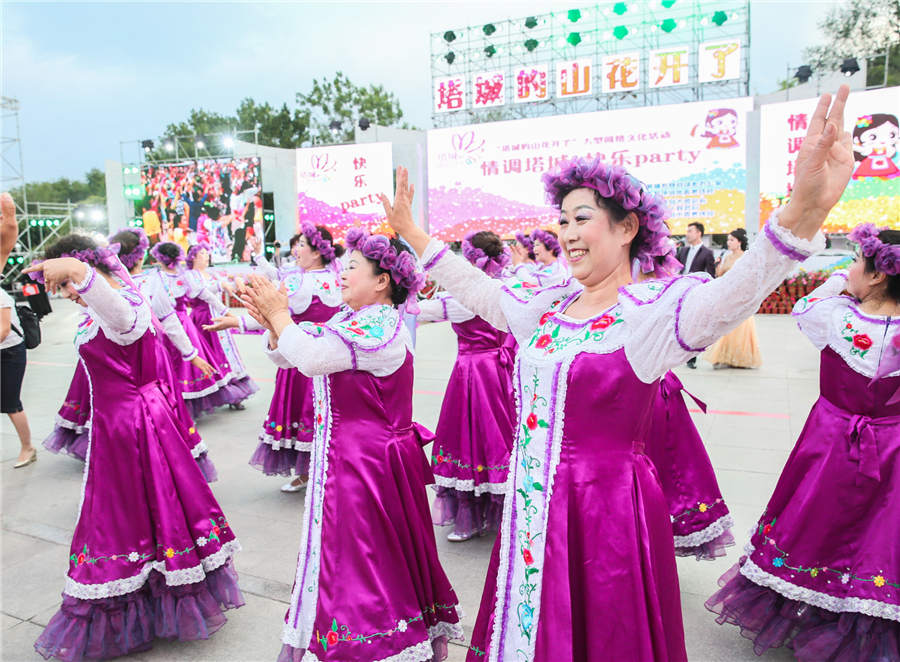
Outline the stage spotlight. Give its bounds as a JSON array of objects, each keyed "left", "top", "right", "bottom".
[
  {"left": 445, "top": 51, "right": 456, "bottom": 65},
  {"left": 661, "top": 0, "right": 676, "bottom": 7},
  {"left": 358, "top": 117, "right": 371, "bottom": 131},
  {"left": 484, "top": 45, "right": 497, "bottom": 57},
  {"left": 443, "top": 30, "right": 456, "bottom": 43},
  {"left": 483, "top": 23, "right": 496, "bottom": 36},
  {"left": 75, "top": 210, "right": 86, "bottom": 221},
  {"left": 141, "top": 139, "right": 154, "bottom": 153},
  {"left": 195, "top": 138, "right": 205, "bottom": 149},
  {"left": 711, "top": 10, "right": 728, "bottom": 26},
  {"left": 660, "top": 18, "right": 677, "bottom": 32},
  {"left": 794, "top": 65, "right": 813, "bottom": 83},
  {"left": 525, "top": 16, "right": 538, "bottom": 29},
  {"left": 568, "top": 9, "right": 581, "bottom": 22},
  {"left": 89, "top": 208, "right": 105, "bottom": 223},
  {"left": 840, "top": 58, "right": 860, "bottom": 76},
  {"left": 566, "top": 32, "right": 582, "bottom": 46},
  {"left": 613, "top": 25, "right": 629, "bottom": 40},
  {"left": 525, "top": 38, "right": 539, "bottom": 52},
  {"left": 164, "top": 141, "right": 175, "bottom": 152},
  {"left": 613, "top": 2, "right": 627, "bottom": 16},
  {"left": 223, "top": 136, "right": 235, "bottom": 149}
]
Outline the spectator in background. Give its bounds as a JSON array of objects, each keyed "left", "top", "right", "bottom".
[
  {"left": 141, "top": 204, "right": 161, "bottom": 243},
  {"left": 677, "top": 222, "right": 717, "bottom": 368},
  {"left": 1, "top": 286, "right": 35, "bottom": 468}
]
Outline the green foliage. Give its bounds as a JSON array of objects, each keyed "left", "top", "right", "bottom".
[{"left": 10, "top": 168, "right": 106, "bottom": 208}]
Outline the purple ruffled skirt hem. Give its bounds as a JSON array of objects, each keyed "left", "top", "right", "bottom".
[
  {"left": 432, "top": 486, "right": 504, "bottom": 537},
  {"left": 187, "top": 377, "right": 255, "bottom": 418},
  {"left": 195, "top": 453, "right": 218, "bottom": 483},
  {"left": 275, "top": 636, "right": 450, "bottom": 662},
  {"left": 675, "top": 528, "right": 736, "bottom": 561},
  {"left": 43, "top": 427, "right": 89, "bottom": 462},
  {"left": 34, "top": 560, "right": 244, "bottom": 662},
  {"left": 706, "top": 561, "right": 900, "bottom": 661},
  {"left": 248, "top": 442, "right": 311, "bottom": 478}
]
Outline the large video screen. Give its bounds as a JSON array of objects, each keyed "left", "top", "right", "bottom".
[
  {"left": 426, "top": 97, "right": 753, "bottom": 240},
  {"left": 759, "top": 86, "right": 900, "bottom": 232},
  {"left": 140, "top": 157, "right": 263, "bottom": 263}
]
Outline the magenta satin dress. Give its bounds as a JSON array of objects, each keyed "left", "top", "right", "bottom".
[
  {"left": 431, "top": 315, "right": 515, "bottom": 537},
  {"left": 646, "top": 372, "right": 734, "bottom": 560},
  {"left": 34, "top": 281, "right": 242, "bottom": 661},
  {"left": 43, "top": 359, "right": 91, "bottom": 460}
]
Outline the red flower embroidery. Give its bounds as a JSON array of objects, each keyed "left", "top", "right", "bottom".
[
  {"left": 213, "top": 526, "right": 221, "bottom": 535},
  {"left": 846, "top": 323, "right": 852, "bottom": 329},
  {"left": 350, "top": 321, "right": 358, "bottom": 326},
  {"left": 535, "top": 334, "right": 552, "bottom": 349},
  {"left": 436, "top": 454, "right": 445, "bottom": 463},
  {"left": 853, "top": 334, "right": 872, "bottom": 350},
  {"left": 316, "top": 414, "right": 323, "bottom": 424},
  {"left": 539, "top": 312, "right": 554, "bottom": 326},
  {"left": 763, "top": 524, "right": 772, "bottom": 535},
  {"left": 592, "top": 314, "right": 615, "bottom": 330},
  {"left": 323, "top": 283, "right": 330, "bottom": 289},
  {"left": 526, "top": 413, "right": 538, "bottom": 430},
  {"left": 350, "top": 328, "right": 364, "bottom": 335},
  {"left": 521, "top": 282, "right": 537, "bottom": 289},
  {"left": 523, "top": 548, "right": 533, "bottom": 565},
  {"left": 326, "top": 631, "right": 339, "bottom": 646},
  {"left": 77, "top": 553, "right": 86, "bottom": 564}
]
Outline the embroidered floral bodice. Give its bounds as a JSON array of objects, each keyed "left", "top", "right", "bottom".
[{"left": 132, "top": 270, "right": 196, "bottom": 359}]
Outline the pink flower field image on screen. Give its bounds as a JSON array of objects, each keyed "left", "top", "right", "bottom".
[{"left": 427, "top": 186, "right": 557, "bottom": 240}]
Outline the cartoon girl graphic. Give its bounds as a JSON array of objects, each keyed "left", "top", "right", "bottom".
[
  {"left": 852, "top": 113, "right": 900, "bottom": 180},
  {"left": 698, "top": 108, "right": 739, "bottom": 149}
]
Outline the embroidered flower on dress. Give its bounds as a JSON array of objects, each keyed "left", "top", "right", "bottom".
[
  {"left": 397, "top": 619, "right": 408, "bottom": 633},
  {"left": 842, "top": 573, "right": 851, "bottom": 584},
  {"left": 526, "top": 413, "right": 538, "bottom": 430},
  {"left": 772, "top": 557, "right": 785, "bottom": 568},
  {"left": 698, "top": 503, "right": 708, "bottom": 513},
  {"left": 165, "top": 548, "right": 175, "bottom": 558},
  {"left": 535, "top": 334, "right": 552, "bottom": 349},
  {"left": 874, "top": 575, "right": 886, "bottom": 587},
  {"left": 853, "top": 334, "right": 872, "bottom": 351},
  {"left": 128, "top": 552, "right": 140, "bottom": 562},
  {"left": 592, "top": 314, "right": 616, "bottom": 330},
  {"left": 326, "top": 631, "right": 339, "bottom": 646},
  {"left": 523, "top": 549, "right": 534, "bottom": 565},
  {"left": 196, "top": 537, "right": 208, "bottom": 548}
]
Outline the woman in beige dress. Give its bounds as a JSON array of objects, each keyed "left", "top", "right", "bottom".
[{"left": 705, "top": 228, "right": 763, "bottom": 368}]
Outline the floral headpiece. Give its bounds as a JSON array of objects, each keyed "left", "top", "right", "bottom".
[
  {"left": 110, "top": 227, "right": 149, "bottom": 269},
  {"left": 27, "top": 245, "right": 123, "bottom": 285},
  {"left": 150, "top": 242, "right": 185, "bottom": 268},
  {"left": 849, "top": 223, "right": 900, "bottom": 276},
  {"left": 300, "top": 222, "right": 337, "bottom": 263},
  {"left": 531, "top": 229, "right": 561, "bottom": 257},
  {"left": 542, "top": 156, "right": 681, "bottom": 278},
  {"left": 515, "top": 232, "right": 535, "bottom": 260},
  {"left": 345, "top": 228, "right": 425, "bottom": 312},
  {"left": 462, "top": 232, "right": 510, "bottom": 277},
  {"left": 185, "top": 242, "right": 211, "bottom": 269}
]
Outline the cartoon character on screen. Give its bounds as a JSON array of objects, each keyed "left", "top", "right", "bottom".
[
  {"left": 851, "top": 113, "right": 900, "bottom": 180},
  {"left": 695, "top": 108, "right": 739, "bottom": 149}
]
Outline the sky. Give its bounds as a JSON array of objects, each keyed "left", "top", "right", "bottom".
[{"left": 2, "top": 0, "right": 839, "bottom": 184}]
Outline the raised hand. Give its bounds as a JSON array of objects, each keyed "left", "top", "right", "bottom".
[
  {"left": 781, "top": 85, "right": 854, "bottom": 237},
  {"left": 244, "top": 274, "right": 289, "bottom": 321},
  {"left": 379, "top": 166, "right": 429, "bottom": 256}
]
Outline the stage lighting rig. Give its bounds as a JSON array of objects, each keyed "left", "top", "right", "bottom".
[
  {"left": 711, "top": 10, "right": 728, "bottom": 26},
  {"left": 195, "top": 137, "right": 206, "bottom": 149},
  {"left": 525, "top": 38, "right": 539, "bottom": 52},
  {"left": 566, "top": 32, "right": 582, "bottom": 46},
  {"left": 443, "top": 30, "right": 456, "bottom": 43},
  {"left": 445, "top": 51, "right": 456, "bottom": 65},
  {"left": 524, "top": 16, "right": 537, "bottom": 29},
  {"left": 794, "top": 65, "right": 813, "bottom": 83},
  {"left": 483, "top": 23, "right": 496, "bottom": 36},
  {"left": 141, "top": 139, "right": 154, "bottom": 153},
  {"left": 567, "top": 9, "right": 581, "bottom": 22},
  {"left": 840, "top": 58, "right": 860, "bottom": 76},
  {"left": 484, "top": 45, "right": 497, "bottom": 57},
  {"left": 358, "top": 117, "right": 371, "bottom": 131},
  {"left": 164, "top": 141, "right": 175, "bottom": 153},
  {"left": 223, "top": 136, "right": 235, "bottom": 149}
]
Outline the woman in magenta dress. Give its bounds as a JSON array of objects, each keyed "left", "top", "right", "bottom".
[
  {"left": 419, "top": 231, "right": 516, "bottom": 541},
  {"left": 707, "top": 224, "right": 900, "bottom": 661},
  {"left": 242, "top": 228, "right": 463, "bottom": 662},
  {"left": 25, "top": 235, "right": 243, "bottom": 661},
  {"left": 42, "top": 362, "right": 91, "bottom": 460},
  {"left": 182, "top": 242, "right": 257, "bottom": 410},
  {"left": 382, "top": 86, "right": 852, "bottom": 662}
]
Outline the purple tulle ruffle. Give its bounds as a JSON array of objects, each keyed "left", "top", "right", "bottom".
[
  {"left": 706, "top": 561, "right": 900, "bottom": 661},
  {"left": 675, "top": 527, "right": 736, "bottom": 561},
  {"left": 187, "top": 377, "right": 256, "bottom": 418},
  {"left": 195, "top": 453, "right": 218, "bottom": 483},
  {"left": 432, "top": 486, "right": 504, "bottom": 537},
  {"left": 248, "top": 442, "right": 310, "bottom": 478},
  {"left": 34, "top": 560, "right": 244, "bottom": 662},
  {"left": 42, "top": 426, "right": 89, "bottom": 462}
]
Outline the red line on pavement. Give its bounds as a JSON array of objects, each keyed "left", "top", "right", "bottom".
[
  {"left": 29, "top": 361, "right": 75, "bottom": 367},
  {"left": 688, "top": 407, "right": 790, "bottom": 419}
]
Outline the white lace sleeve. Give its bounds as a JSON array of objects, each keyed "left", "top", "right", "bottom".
[
  {"left": 273, "top": 304, "right": 408, "bottom": 378},
  {"left": 263, "top": 331, "right": 294, "bottom": 369},
  {"left": 159, "top": 311, "right": 198, "bottom": 360},
  {"left": 239, "top": 314, "right": 264, "bottom": 333},
  {"left": 76, "top": 267, "right": 150, "bottom": 344},
  {"left": 417, "top": 293, "right": 475, "bottom": 324},
  {"left": 622, "top": 210, "right": 826, "bottom": 382},
  {"left": 282, "top": 272, "right": 314, "bottom": 316},
  {"left": 421, "top": 240, "right": 507, "bottom": 330},
  {"left": 791, "top": 271, "right": 851, "bottom": 349},
  {"left": 253, "top": 253, "right": 279, "bottom": 281},
  {"left": 184, "top": 271, "right": 228, "bottom": 316}
]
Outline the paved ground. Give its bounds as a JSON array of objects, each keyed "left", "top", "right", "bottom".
[{"left": 0, "top": 298, "right": 817, "bottom": 661}]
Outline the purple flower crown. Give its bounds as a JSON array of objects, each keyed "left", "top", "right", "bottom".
[
  {"left": 300, "top": 222, "right": 337, "bottom": 262},
  {"left": 150, "top": 242, "right": 185, "bottom": 268},
  {"left": 27, "top": 245, "right": 123, "bottom": 285},
  {"left": 530, "top": 229, "right": 561, "bottom": 257},
  {"left": 515, "top": 231, "right": 535, "bottom": 259},
  {"left": 542, "top": 156, "right": 681, "bottom": 277},
  {"left": 111, "top": 228, "right": 149, "bottom": 269},
  {"left": 849, "top": 223, "right": 900, "bottom": 276},
  {"left": 462, "top": 232, "right": 511, "bottom": 277},
  {"left": 186, "top": 242, "right": 211, "bottom": 269},
  {"left": 345, "top": 228, "right": 425, "bottom": 305}
]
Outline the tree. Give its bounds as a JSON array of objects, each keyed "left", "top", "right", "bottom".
[
  {"left": 803, "top": 0, "right": 900, "bottom": 85},
  {"left": 10, "top": 168, "right": 107, "bottom": 208}
]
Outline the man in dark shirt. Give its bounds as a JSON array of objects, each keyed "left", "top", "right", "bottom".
[{"left": 676, "top": 222, "right": 717, "bottom": 368}]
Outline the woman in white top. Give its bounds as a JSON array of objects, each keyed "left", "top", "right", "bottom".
[{"left": 0, "top": 287, "right": 36, "bottom": 467}]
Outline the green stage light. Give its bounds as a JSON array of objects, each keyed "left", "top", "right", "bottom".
[
  {"left": 566, "top": 31, "right": 582, "bottom": 46},
  {"left": 484, "top": 45, "right": 496, "bottom": 57},
  {"left": 445, "top": 51, "right": 456, "bottom": 65},
  {"left": 443, "top": 30, "right": 456, "bottom": 43},
  {"left": 660, "top": 18, "right": 677, "bottom": 32},
  {"left": 568, "top": 9, "right": 581, "bottom": 22},
  {"left": 483, "top": 23, "right": 496, "bottom": 36},
  {"left": 17, "top": 256, "right": 24, "bottom": 264},
  {"left": 6, "top": 258, "right": 13, "bottom": 265},
  {"left": 525, "top": 16, "right": 538, "bottom": 29},
  {"left": 613, "top": 2, "right": 627, "bottom": 16},
  {"left": 29, "top": 219, "right": 36, "bottom": 227},
  {"left": 661, "top": 0, "right": 676, "bottom": 7},
  {"left": 613, "top": 25, "right": 629, "bottom": 39},
  {"left": 525, "top": 38, "right": 539, "bottom": 52},
  {"left": 711, "top": 10, "right": 728, "bottom": 26}
]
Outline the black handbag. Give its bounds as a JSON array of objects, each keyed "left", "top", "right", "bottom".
[{"left": 9, "top": 304, "right": 41, "bottom": 349}]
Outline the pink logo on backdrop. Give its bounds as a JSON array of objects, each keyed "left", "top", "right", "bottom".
[
  {"left": 451, "top": 131, "right": 485, "bottom": 155},
  {"left": 310, "top": 154, "right": 337, "bottom": 173}
]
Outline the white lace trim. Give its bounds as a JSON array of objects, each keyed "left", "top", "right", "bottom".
[
  {"left": 189, "top": 439, "right": 209, "bottom": 459},
  {"left": 673, "top": 514, "right": 734, "bottom": 548},
  {"left": 259, "top": 432, "right": 313, "bottom": 452},
  {"left": 767, "top": 207, "right": 828, "bottom": 257},
  {"left": 179, "top": 371, "right": 237, "bottom": 400},
  {"left": 75, "top": 357, "right": 95, "bottom": 522},
  {"left": 64, "top": 539, "right": 241, "bottom": 599},
  {"left": 740, "top": 556, "right": 900, "bottom": 623},
  {"left": 54, "top": 414, "right": 89, "bottom": 433},
  {"left": 433, "top": 474, "right": 508, "bottom": 496}
]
